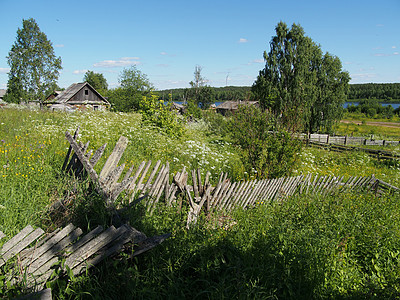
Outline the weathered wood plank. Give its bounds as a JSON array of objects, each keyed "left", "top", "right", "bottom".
[
  {"left": 102, "top": 164, "right": 125, "bottom": 191},
  {"left": 192, "top": 169, "right": 199, "bottom": 200},
  {"left": 62, "top": 127, "right": 79, "bottom": 172},
  {"left": 197, "top": 169, "right": 203, "bottom": 196},
  {"left": 0, "top": 228, "right": 44, "bottom": 267},
  {"left": 99, "top": 136, "right": 129, "bottom": 181},
  {"left": 64, "top": 225, "right": 103, "bottom": 254},
  {"left": 65, "top": 226, "right": 124, "bottom": 269},
  {"left": 133, "top": 160, "right": 152, "bottom": 196},
  {"left": 25, "top": 227, "right": 83, "bottom": 274},
  {"left": 141, "top": 160, "right": 161, "bottom": 197},
  {"left": 219, "top": 182, "right": 237, "bottom": 211},
  {"left": 20, "top": 288, "right": 52, "bottom": 300},
  {"left": 89, "top": 143, "right": 107, "bottom": 167},
  {"left": 21, "top": 224, "right": 76, "bottom": 268},
  {"left": 1, "top": 225, "right": 34, "bottom": 254},
  {"left": 65, "top": 131, "right": 103, "bottom": 194},
  {"left": 71, "top": 224, "right": 143, "bottom": 276}
]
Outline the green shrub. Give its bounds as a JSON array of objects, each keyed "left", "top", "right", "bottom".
[{"left": 229, "top": 105, "right": 302, "bottom": 178}]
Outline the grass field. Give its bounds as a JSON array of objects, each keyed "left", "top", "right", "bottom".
[
  {"left": 1, "top": 107, "right": 400, "bottom": 299},
  {"left": 335, "top": 112, "right": 400, "bottom": 140}
]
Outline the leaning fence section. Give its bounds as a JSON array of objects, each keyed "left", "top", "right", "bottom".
[
  {"left": 0, "top": 223, "right": 169, "bottom": 294},
  {"left": 62, "top": 128, "right": 399, "bottom": 228}
]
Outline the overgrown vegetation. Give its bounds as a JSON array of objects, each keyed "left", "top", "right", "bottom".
[
  {"left": 1, "top": 108, "right": 399, "bottom": 298},
  {"left": 230, "top": 105, "right": 302, "bottom": 179}
]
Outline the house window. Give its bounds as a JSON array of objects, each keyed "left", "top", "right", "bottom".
[
  {"left": 84, "top": 89, "right": 89, "bottom": 95},
  {"left": 94, "top": 105, "right": 99, "bottom": 111}
]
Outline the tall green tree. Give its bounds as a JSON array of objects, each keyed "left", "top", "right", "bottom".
[
  {"left": 107, "top": 66, "right": 153, "bottom": 112},
  {"left": 252, "top": 22, "right": 349, "bottom": 133},
  {"left": 83, "top": 70, "right": 108, "bottom": 94},
  {"left": 5, "top": 18, "right": 62, "bottom": 105},
  {"left": 186, "top": 65, "right": 214, "bottom": 109}
]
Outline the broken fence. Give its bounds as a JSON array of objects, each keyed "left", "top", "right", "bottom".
[
  {"left": 0, "top": 223, "right": 169, "bottom": 294},
  {"left": 62, "top": 128, "right": 399, "bottom": 228}
]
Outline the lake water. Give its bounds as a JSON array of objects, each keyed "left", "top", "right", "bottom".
[{"left": 344, "top": 102, "right": 400, "bottom": 110}]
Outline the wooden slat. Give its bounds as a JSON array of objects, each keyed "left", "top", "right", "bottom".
[
  {"left": 102, "top": 164, "right": 126, "bottom": 192},
  {"left": 62, "top": 126, "right": 79, "bottom": 172},
  {"left": 65, "top": 226, "right": 121, "bottom": 269},
  {"left": 1, "top": 225, "right": 34, "bottom": 254},
  {"left": 133, "top": 160, "right": 152, "bottom": 195},
  {"left": 141, "top": 160, "right": 161, "bottom": 197},
  {"left": 0, "top": 228, "right": 44, "bottom": 267},
  {"left": 21, "top": 224, "right": 76, "bottom": 267},
  {"left": 25, "top": 227, "right": 83, "bottom": 274},
  {"left": 99, "top": 136, "right": 129, "bottom": 181},
  {"left": 64, "top": 225, "right": 103, "bottom": 254},
  {"left": 192, "top": 169, "right": 199, "bottom": 200},
  {"left": 89, "top": 143, "right": 107, "bottom": 167}
]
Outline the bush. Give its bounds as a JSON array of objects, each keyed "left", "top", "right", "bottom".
[{"left": 229, "top": 105, "right": 302, "bottom": 179}]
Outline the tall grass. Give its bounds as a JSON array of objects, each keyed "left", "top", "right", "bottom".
[
  {"left": 49, "top": 191, "right": 400, "bottom": 299},
  {"left": 1, "top": 107, "right": 400, "bottom": 298}
]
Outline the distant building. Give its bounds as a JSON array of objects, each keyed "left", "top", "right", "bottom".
[
  {"left": 45, "top": 82, "right": 110, "bottom": 111},
  {"left": 0, "top": 89, "right": 6, "bottom": 106},
  {"left": 45, "top": 90, "right": 62, "bottom": 102},
  {"left": 216, "top": 100, "right": 259, "bottom": 116}
]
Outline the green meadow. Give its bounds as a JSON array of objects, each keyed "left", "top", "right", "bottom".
[{"left": 1, "top": 107, "right": 400, "bottom": 299}]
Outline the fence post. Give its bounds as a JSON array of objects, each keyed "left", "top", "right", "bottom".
[
  {"left": 326, "top": 134, "right": 329, "bottom": 144},
  {"left": 344, "top": 135, "right": 347, "bottom": 145}
]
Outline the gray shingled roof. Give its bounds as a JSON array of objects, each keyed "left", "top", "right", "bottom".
[{"left": 52, "top": 82, "right": 109, "bottom": 105}]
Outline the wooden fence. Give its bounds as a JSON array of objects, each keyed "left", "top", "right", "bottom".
[
  {"left": 0, "top": 223, "right": 169, "bottom": 296},
  {"left": 61, "top": 129, "right": 399, "bottom": 229},
  {"left": 301, "top": 132, "right": 400, "bottom": 147},
  {"left": 308, "top": 141, "right": 400, "bottom": 160},
  {"left": 2, "top": 128, "right": 398, "bottom": 297}
]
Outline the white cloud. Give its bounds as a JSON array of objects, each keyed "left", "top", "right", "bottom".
[
  {"left": 1, "top": 83, "right": 7, "bottom": 89},
  {"left": 54, "top": 44, "right": 64, "bottom": 48},
  {"left": 239, "top": 38, "right": 248, "bottom": 43},
  {"left": 156, "top": 64, "right": 170, "bottom": 68},
  {"left": 0, "top": 68, "right": 10, "bottom": 74},
  {"left": 252, "top": 59, "right": 264, "bottom": 63},
  {"left": 392, "top": 46, "right": 397, "bottom": 49},
  {"left": 394, "top": 52, "right": 399, "bottom": 55},
  {"left": 350, "top": 73, "right": 376, "bottom": 81},
  {"left": 120, "top": 57, "right": 140, "bottom": 61},
  {"left": 73, "top": 69, "right": 88, "bottom": 74},
  {"left": 93, "top": 57, "right": 140, "bottom": 68},
  {"left": 160, "top": 52, "right": 168, "bottom": 55}
]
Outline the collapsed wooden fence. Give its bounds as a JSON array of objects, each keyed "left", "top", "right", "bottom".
[
  {"left": 1, "top": 128, "right": 399, "bottom": 297},
  {"left": 0, "top": 223, "right": 169, "bottom": 296},
  {"left": 62, "top": 128, "right": 399, "bottom": 229}
]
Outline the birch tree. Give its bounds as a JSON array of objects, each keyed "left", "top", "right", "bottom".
[{"left": 5, "top": 18, "right": 62, "bottom": 105}]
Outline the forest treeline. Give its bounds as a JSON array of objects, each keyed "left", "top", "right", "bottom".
[
  {"left": 347, "top": 83, "right": 400, "bottom": 101},
  {"left": 156, "top": 86, "right": 252, "bottom": 102},
  {"left": 157, "top": 83, "right": 400, "bottom": 102}
]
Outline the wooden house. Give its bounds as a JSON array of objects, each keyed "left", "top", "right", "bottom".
[
  {"left": 216, "top": 100, "right": 259, "bottom": 116},
  {"left": 45, "top": 82, "right": 110, "bottom": 111},
  {"left": 45, "top": 90, "right": 62, "bottom": 102}
]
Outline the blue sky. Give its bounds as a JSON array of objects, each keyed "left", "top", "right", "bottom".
[{"left": 0, "top": 0, "right": 399, "bottom": 90}]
